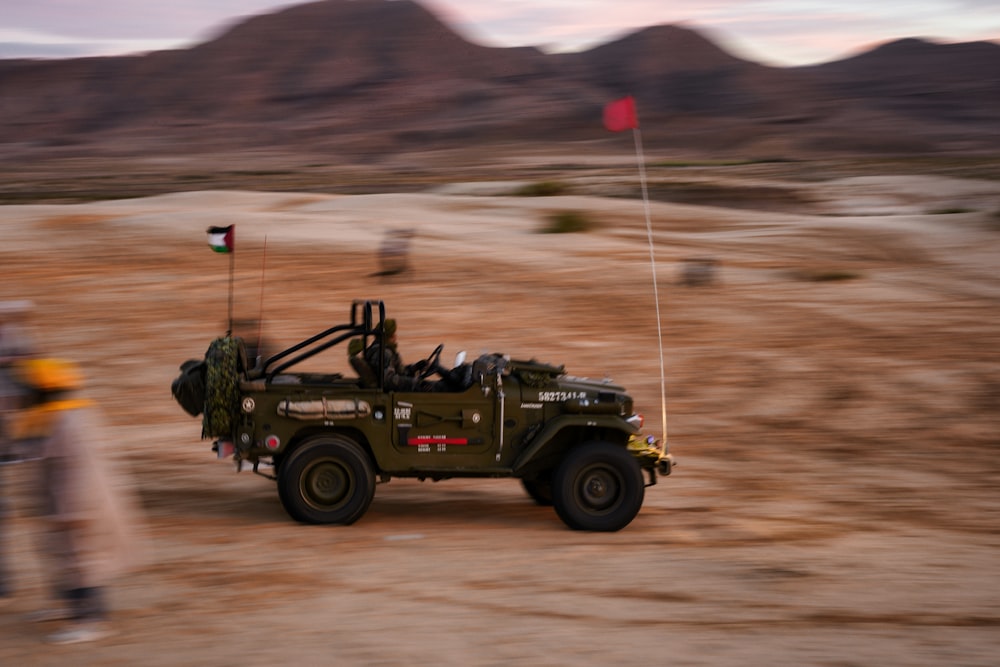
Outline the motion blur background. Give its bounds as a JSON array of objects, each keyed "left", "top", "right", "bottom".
[{"left": 0, "top": 1, "right": 997, "bottom": 664}]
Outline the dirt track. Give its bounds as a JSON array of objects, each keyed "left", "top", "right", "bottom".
[{"left": 1, "top": 172, "right": 998, "bottom": 665}]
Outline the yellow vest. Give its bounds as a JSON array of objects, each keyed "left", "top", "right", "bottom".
[{"left": 7, "top": 399, "right": 92, "bottom": 441}]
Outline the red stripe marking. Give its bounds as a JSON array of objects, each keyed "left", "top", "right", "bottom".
[{"left": 407, "top": 437, "right": 469, "bottom": 446}]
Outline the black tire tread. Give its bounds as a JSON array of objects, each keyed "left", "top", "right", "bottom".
[
  {"left": 552, "top": 441, "right": 644, "bottom": 532},
  {"left": 277, "top": 435, "right": 375, "bottom": 525}
]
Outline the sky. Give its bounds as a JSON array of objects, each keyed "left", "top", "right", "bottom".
[{"left": 1, "top": 0, "right": 998, "bottom": 66}]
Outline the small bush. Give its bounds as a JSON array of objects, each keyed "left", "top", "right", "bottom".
[
  {"left": 517, "top": 181, "right": 568, "bottom": 197},
  {"left": 928, "top": 207, "right": 974, "bottom": 215},
  {"left": 792, "top": 269, "right": 862, "bottom": 282},
  {"left": 540, "top": 211, "right": 593, "bottom": 234}
]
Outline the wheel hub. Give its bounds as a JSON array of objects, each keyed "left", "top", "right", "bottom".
[
  {"left": 305, "top": 460, "right": 350, "bottom": 507},
  {"left": 580, "top": 467, "right": 620, "bottom": 511},
  {"left": 586, "top": 477, "right": 607, "bottom": 498}
]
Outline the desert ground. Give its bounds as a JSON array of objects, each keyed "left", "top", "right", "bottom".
[{"left": 0, "top": 156, "right": 998, "bottom": 665}]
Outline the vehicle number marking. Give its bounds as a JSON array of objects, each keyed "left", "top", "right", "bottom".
[{"left": 537, "top": 391, "right": 586, "bottom": 402}]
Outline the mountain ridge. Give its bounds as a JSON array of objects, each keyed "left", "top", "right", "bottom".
[{"left": 0, "top": 0, "right": 997, "bottom": 157}]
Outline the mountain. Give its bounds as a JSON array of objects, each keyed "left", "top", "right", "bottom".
[
  {"left": 807, "top": 38, "right": 1000, "bottom": 124},
  {"left": 0, "top": 0, "right": 997, "bottom": 158},
  {"left": 559, "top": 25, "right": 824, "bottom": 120}
]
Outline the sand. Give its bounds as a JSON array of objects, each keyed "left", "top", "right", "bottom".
[{"left": 0, "top": 172, "right": 997, "bottom": 665}]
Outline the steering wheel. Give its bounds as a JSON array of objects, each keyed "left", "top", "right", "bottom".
[{"left": 415, "top": 344, "right": 444, "bottom": 380}]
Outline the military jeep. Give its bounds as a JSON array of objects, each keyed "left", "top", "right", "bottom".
[{"left": 172, "top": 300, "right": 672, "bottom": 531}]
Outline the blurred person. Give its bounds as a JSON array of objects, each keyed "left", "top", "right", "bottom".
[
  {"left": 364, "top": 318, "right": 429, "bottom": 391},
  {"left": 0, "top": 300, "right": 37, "bottom": 605},
  {"left": 374, "top": 228, "right": 415, "bottom": 278},
  {"left": 9, "top": 358, "right": 145, "bottom": 644}
]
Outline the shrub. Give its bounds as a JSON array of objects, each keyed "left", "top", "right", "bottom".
[
  {"left": 540, "top": 211, "right": 593, "bottom": 234},
  {"left": 928, "top": 207, "right": 974, "bottom": 215},
  {"left": 517, "top": 181, "right": 568, "bottom": 197},
  {"left": 792, "top": 269, "right": 862, "bottom": 282}
]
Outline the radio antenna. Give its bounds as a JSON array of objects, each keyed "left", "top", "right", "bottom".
[
  {"left": 603, "top": 96, "right": 668, "bottom": 444},
  {"left": 256, "top": 235, "right": 268, "bottom": 356}
]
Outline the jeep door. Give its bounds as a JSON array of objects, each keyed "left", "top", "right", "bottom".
[{"left": 389, "top": 384, "right": 498, "bottom": 470}]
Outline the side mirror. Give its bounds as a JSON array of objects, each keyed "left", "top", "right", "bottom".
[{"left": 454, "top": 350, "right": 467, "bottom": 367}]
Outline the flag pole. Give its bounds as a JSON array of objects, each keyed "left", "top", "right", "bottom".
[
  {"left": 207, "top": 224, "right": 237, "bottom": 336},
  {"left": 631, "top": 124, "right": 669, "bottom": 445},
  {"left": 227, "top": 249, "right": 235, "bottom": 336}
]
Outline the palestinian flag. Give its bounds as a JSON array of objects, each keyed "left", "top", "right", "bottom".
[{"left": 207, "top": 225, "right": 234, "bottom": 253}]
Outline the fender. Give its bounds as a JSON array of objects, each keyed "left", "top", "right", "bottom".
[{"left": 512, "top": 413, "right": 638, "bottom": 474}]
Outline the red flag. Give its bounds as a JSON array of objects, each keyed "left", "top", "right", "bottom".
[{"left": 603, "top": 96, "right": 638, "bottom": 132}]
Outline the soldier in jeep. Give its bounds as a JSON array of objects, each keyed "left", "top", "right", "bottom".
[{"left": 363, "top": 319, "right": 468, "bottom": 392}]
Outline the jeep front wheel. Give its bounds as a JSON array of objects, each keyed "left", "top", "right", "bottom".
[
  {"left": 278, "top": 435, "right": 375, "bottom": 525},
  {"left": 552, "top": 441, "right": 644, "bottom": 531}
]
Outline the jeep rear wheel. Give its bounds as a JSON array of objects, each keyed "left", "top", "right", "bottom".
[
  {"left": 278, "top": 435, "right": 375, "bottom": 525},
  {"left": 552, "top": 441, "right": 644, "bottom": 531}
]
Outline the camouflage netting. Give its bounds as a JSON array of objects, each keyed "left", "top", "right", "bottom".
[
  {"left": 202, "top": 336, "right": 243, "bottom": 439},
  {"left": 509, "top": 358, "right": 564, "bottom": 388},
  {"left": 516, "top": 372, "right": 552, "bottom": 388}
]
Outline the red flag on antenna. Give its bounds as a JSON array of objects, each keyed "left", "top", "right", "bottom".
[{"left": 603, "top": 96, "right": 638, "bottom": 132}]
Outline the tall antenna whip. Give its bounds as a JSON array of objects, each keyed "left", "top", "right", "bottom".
[
  {"left": 633, "top": 126, "right": 668, "bottom": 444},
  {"left": 603, "top": 96, "right": 668, "bottom": 443}
]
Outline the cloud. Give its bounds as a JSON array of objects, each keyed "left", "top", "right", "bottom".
[
  {"left": 0, "top": 27, "right": 193, "bottom": 59},
  {"left": 431, "top": 0, "right": 999, "bottom": 64},
  {"left": 2, "top": 1, "right": 294, "bottom": 39}
]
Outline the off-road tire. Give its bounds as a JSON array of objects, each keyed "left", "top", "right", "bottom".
[
  {"left": 277, "top": 435, "right": 375, "bottom": 525},
  {"left": 552, "top": 441, "right": 644, "bottom": 531}
]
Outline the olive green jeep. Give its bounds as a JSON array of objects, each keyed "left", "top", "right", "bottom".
[{"left": 172, "top": 300, "right": 672, "bottom": 531}]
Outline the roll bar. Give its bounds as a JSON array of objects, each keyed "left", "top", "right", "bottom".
[{"left": 263, "top": 300, "right": 386, "bottom": 380}]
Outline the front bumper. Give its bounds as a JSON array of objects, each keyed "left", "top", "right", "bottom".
[{"left": 627, "top": 435, "right": 674, "bottom": 477}]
